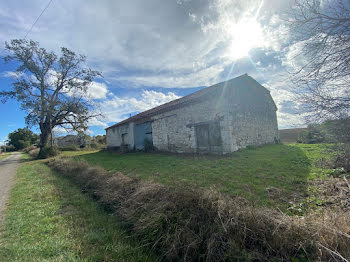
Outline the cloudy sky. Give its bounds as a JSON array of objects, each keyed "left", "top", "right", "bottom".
[{"left": 0, "top": 0, "right": 305, "bottom": 143}]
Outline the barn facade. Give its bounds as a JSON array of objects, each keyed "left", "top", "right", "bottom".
[{"left": 106, "top": 74, "right": 279, "bottom": 154}]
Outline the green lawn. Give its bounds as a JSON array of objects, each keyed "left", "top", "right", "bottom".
[
  {"left": 65, "top": 144, "right": 333, "bottom": 208},
  {"left": 0, "top": 152, "right": 11, "bottom": 160},
  {"left": 0, "top": 155, "right": 155, "bottom": 262}
]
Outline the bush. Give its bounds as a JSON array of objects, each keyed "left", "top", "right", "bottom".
[
  {"left": 323, "top": 118, "right": 350, "bottom": 143},
  {"left": 297, "top": 124, "right": 326, "bottom": 144},
  {"left": 297, "top": 119, "right": 350, "bottom": 144},
  {"left": 37, "top": 146, "right": 60, "bottom": 159},
  {"left": 333, "top": 144, "right": 350, "bottom": 172},
  {"left": 47, "top": 157, "right": 350, "bottom": 261},
  {"left": 89, "top": 142, "right": 100, "bottom": 149},
  {"left": 321, "top": 144, "right": 350, "bottom": 172},
  {"left": 17, "top": 139, "right": 30, "bottom": 150},
  {"left": 8, "top": 128, "right": 39, "bottom": 150}
]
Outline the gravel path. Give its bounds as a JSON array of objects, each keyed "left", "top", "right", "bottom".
[{"left": 0, "top": 152, "right": 22, "bottom": 224}]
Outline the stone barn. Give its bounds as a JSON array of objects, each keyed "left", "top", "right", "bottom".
[{"left": 106, "top": 74, "right": 279, "bottom": 154}]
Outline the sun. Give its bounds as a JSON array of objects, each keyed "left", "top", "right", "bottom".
[
  {"left": 227, "top": 17, "right": 264, "bottom": 60},
  {"left": 225, "top": 0, "right": 265, "bottom": 60}
]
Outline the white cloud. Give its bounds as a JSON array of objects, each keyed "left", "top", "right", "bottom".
[
  {"left": 47, "top": 70, "right": 108, "bottom": 100},
  {"left": 0, "top": 0, "right": 290, "bottom": 88},
  {"left": 52, "top": 126, "right": 94, "bottom": 136},
  {"left": 282, "top": 40, "right": 309, "bottom": 71},
  {"left": 100, "top": 90, "right": 181, "bottom": 124},
  {"left": 3, "top": 68, "right": 108, "bottom": 101},
  {"left": 0, "top": 136, "right": 8, "bottom": 146},
  {"left": 88, "top": 117, "right": 109, "bottom": 128},
  {"left": 261, "top": 14, "right": 289, "bottom": 52},
  {"left": 264, "top": 76, "right": 307, "bottom": 129},
  {"left": 85, "top": 129, "right": 94, "bottom": 135},
  {"left": 52, "top": 126, "right": 72, "bottom": 136},
  {"left": 87, "top": 81, "right": 108, "bottom": 99},
  {"left": 0, "top": 0, "right": 305, "bottom": 129},
  {"left": 2, "top": 71, "right": 24, "bottom": 78},
  {"left": 116, "top": 64, "right": 226, "bottom": 88},
  {"left": 277, "top": 111, "right": 306, "bottom": 129}
]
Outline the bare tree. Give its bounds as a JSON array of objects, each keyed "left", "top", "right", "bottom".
[
  {"left": 0, "top": 39, "right": 102, "bottom": 158},
  {"left": 286, "top": 0, "right": 350, "bottom": 120}
]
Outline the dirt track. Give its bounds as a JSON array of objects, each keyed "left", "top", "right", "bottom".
[{"left": 0, "top": 152, "right": 21, "bottom": 224}]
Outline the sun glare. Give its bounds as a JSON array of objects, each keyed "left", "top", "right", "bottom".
[
  {"left": 228, "top": 18, "right": 264, "bottom": 60},
  {"left": 226, "top": 0, "right": 265, "bottom": 60}
]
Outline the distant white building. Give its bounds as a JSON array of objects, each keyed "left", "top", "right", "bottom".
[{"left": 106, "top": 74, "right": 279, "bottom": 154}]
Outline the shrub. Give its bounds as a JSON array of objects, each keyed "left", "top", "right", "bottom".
[
  {"left": 321, "top": 144, "right": 350, "bottom": 172},
  {"left": 87, "top": 142, "right": 100, "bottom": 150},
  {"left": 8, "top": 128, "right": 39, "bottom": 150},
  {"left": 37, "top": 146, "right": 60, "bottom": 159},
  {"left": 297, "top": 124, "right": 326, "bottom": 144},
  {"left": 333, "top": 144, "right": 350, "bottom": 172},
  {"left": 17, "top": 139, "right": 30, "bottom": 150},
  {"left": 322, "top": 118, "right": 350, "bottom": 143},
  {"left": 47, "top": 157, "right": 350, "bottom": 261}
]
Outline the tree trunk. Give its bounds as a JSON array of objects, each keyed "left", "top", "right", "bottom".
[{"left": 38, "top": 128, "right": 50, "bottom": 159}]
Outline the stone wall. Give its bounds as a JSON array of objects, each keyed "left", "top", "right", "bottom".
[
  {"left": 151, "top": 99, "right": 231, "bottom": 153},
  {"left": 218, "top": 84, "right": 279, "bottom": 152},
  {"left": 106, "top": 79, "right": 279, "bottom": 154},
  {"left": 151, "top": 84, "right": 278, "bottom": 154},
  {"left": 106, "top": 122, "right": 135, "bottom": 149},
  {"left": 228, "top": 110, "right": 278, "bottom": 151}
]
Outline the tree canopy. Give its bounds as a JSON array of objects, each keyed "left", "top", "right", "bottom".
[
  {"left": 0, "top": 39, "right": 102, "bottom": 158},
  {"left": 8, "top": 128, "right": 39, "bottom": 150}
]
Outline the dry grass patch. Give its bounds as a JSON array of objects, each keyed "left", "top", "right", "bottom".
[
  {"left": 312, "top": 176, "right": 350, "bottom": 211},
  {"left": 27, "top": 148, "right": 39, "bottom": 158},
  {"left": 47, "top": 157, "right": 350, "bottom": 261}
]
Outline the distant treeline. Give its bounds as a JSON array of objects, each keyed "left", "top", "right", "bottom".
[{"left": 297, "top": 118, "right": 350, "bottom": 144}]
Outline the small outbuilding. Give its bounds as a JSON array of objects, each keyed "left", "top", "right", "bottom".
[{"left": 106, "top": 74, "right": 279, "bottom": 154}]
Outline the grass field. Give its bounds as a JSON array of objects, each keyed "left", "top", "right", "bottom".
[
  {"left": 279, "top": 128, "right": 307, "bottom": 143},
  {"left": 64, "top": 144, "right": 333, "bottom": 209},
  {"left": 0, "top": 152, "right": 11, "bottom": 160},
  {"left": 0, "top": 155, "right": 155, "bottom": 262}
]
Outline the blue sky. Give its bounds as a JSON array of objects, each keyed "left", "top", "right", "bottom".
[{"left": 0, "top": 0, "right": 307, "bottom": 144}]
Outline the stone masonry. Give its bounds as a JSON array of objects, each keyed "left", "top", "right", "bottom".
[{"left": 105, "top": 74, "right": 279, "bottom": 154}]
